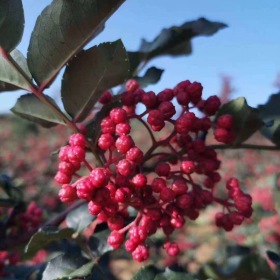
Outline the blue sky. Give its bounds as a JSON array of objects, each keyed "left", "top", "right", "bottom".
[{"left": 1, "top": 0, "right": 280, "bottom": 113}]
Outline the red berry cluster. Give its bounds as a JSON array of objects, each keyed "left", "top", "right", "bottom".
[
  {"left": 55, "top": 79, "right": 252, "bottom": 262},
  {"left": 0, "top": 201, "right": 42, "bottom": 275},
  {"left": 215, "top": 178, "right": 252, "bottom": 231},
  {"left": 0, "top": 251, "right": 20, "bottom": 277}
]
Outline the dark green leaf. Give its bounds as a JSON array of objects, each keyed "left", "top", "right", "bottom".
[
  {"left": 42, "top": 253, "right": 88, "bottom": 280},
  {"left": 128, "top": 17, "right": 226, "bottom": 73},
  {"left": 25, "top": 226, "right": 75, "bottom": 257},
  {"left": 132, "top": 265, "right": 161, "bottom": 280},
  {"left": 67, "top": 261, "right": 95, "bottom": 279},
  {"left": 27, "top": 0, "right": 125, "bottom": 88},
  {"left": 11, "top": 94, "right": 65, "bottom": 127},
  {"left": 267, "top": 251, "right": 280, "bottom": 266},
  {"left": 85, "top": 263, "right": 110, "bottom": 280},
  {"left": 86, "top": 95, "right": 122, "bottom": 140},
  {"left": 127, "top": 51, "right": 146, "bottom": 76},
  {"left": 0, "top": 0, "right": 24, "bottom": 52},
  {"left": 0, "top": 81, "right": 19, "bottom": 92},
  {"left": 258, "top": 92, "right": 280, "bottom": 145},
  {"left": 0, "top": 49, "right": 32, "bottom": 92},
  {"left": 217, "top": 97, "right": 263, "bottom": 145},
  {"left": 61, "top": 40, "right": 130, "bottom": 121},
  {"left": 66, "top": 203, "right": 95, "bottom": 233},
  {"left": 201, "top": 254, "right": 277, "bottom": 280},
  {"left": 154, "top": 268, "right": 194, "bottom": 280},
  {"left": 0, "top": 174, "right": 22, "bottom": 202},
  {"left": 88, "top": 230, "right": 112, "bottom": 258},
  {"left": 135, "top": 67, "right": 164, "bottom": 88}
]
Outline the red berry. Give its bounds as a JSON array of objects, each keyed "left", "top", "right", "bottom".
[
  {"left": 108, "top": 214, "right": 125, "bottom": 230},
  {"left": 115, "top": 135, "right": 135, "bottom": 153},
  {"left": 116, "top": 159, "right": 134, "bottom": 176},
  {"left": 76, "top": 178, "right": 95, "bottom": 200},
  {"left": 59, "top": 184, "right": 77, "bottom": 203},
  {"left": 115, "top": 122, "right": 131, "bottom": 135},
  {"left": 99, "top": 90, "right": 112, "bottom": 104},
  {"left": 158, "top": 101, "right": 176, "bottom": 119},
  {"left": 180, "top": 161, "right": 195, "bottom": 174},
  {"left": 141, "top": 91, "right": 158, "bottom": 108},
  {"left": 132, "top": 244, "right": 149, "bottom": 262},
  {"left": 90, "top": 168, "right": 109, "bottom": 188},
  {"left": 98, "top": 133, "right": 115, "bottom": 150},
  {"left": 131, "top": 174, "right": 147, "bottom": 188},
  {"left": 101, "top": 117, "right": 116, "bottom": 134},
  {"left": 54, "top": 171, "right": 71, "bottom": 184},
  {"left": 155, "top": 163, "right": 171, "bottom": 177},
  {"left": 217, "top": 114, "right": 233, "bottom": 129},
  {"left": 157, "top": 89, "right": 174, "bottom": 102},
  {"left": 125, "top": 79, "right": 139, "bottom": 92},
  {"left": 165, "top": 242, "right": 180, "bottom": 256},
  {"left": 126, "top": 147, "right": 144, "bottom": 164},
  {"left": 69, "top": 133, "right": 86, "bottom": 148},
  {"left": 187, "top": 82, "right": 203, "bottom": 104},
  {"left": 107, "top": 231, "right": 125, "bottom": 249},
  {"left": 110, "top": 108, "right": 127, "bottom": 124},
  {"left": 204, "top": 95, "right": 221, "bottom": 115},
  {"left": 88, "top": 201, "right": 102, "bottom": 215}
]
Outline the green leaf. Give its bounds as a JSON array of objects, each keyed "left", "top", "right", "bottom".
[
  {"left": 66, "top": 203, "right": 95, "bottom": 233},
  {"left": 0, "top": 0, "right": 24, "bottom": 52},
  {"left": 88, "top": 230, "right": 112, "bottom": 258},
  {"left": 267, "top": 251, "right": 280, "bottom": 266},
  {"left": 129, "top": 17, "right": 226, "bottom": 72},
  {"left": 258, "top": 92, "right": 280, "bottom": 145},
  {"left": 0, "top": 174, "right": 22, "bottom": 202},
  {"left": 135, "top": 67, "right": 164, "bottom": 88},
  {"left": 27, "top": 0, "right": 125, "bottom": 88},
  {"left": 200, "top": 254, "right": 277, "bottom": 280},
  {"left": 61, "top": 40, "right": 130, "bottom": 121},
  {"left": 86, "top": 95, "right": 122, "bottom": 140},
  {"left": 42, "top": 253, "right": 88, "bottom": 280},
  {"left": 154, "top": 268, "right": 194, "bottom": 280},
  {"left": 127, "top": 51, "right": 146, "bottom": 76},
  {"left": 0, "top": 49, "right": 32, "bottom": 92},
  {"left": 25, "top": 226, "right": 75, "bottom": 258},
  {"left": 217, "top": 97, "right": 263, "bottom": 145},
  {"left": 132, "top": 265, "right": 161, "bottom": 280},
  {"left": 11, "top": 94, "right": 65, "bottom": 127},
  {"left": 67, "top": 261, "right": 95, "bottom": 279}
]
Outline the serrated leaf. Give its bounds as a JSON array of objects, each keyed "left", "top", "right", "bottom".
[
  {"left": 86, "top": 95, "right": 122, "bottom": 140},
  {"left": 88, "top": 230, "right": 112, "bottom": 258},
  {"left": 217, "top": 97, "right": 263, "bottom": 145},
  {"left": 258, "top": 92, "right": 280, "bottom": 145},
  {"left": 267, "top": 251, "right": 280, "bottom": 266},
  {"left": 67, "top": 261, "right": 95, "bottom": 279},
  {"left": 135, "top": 67, "right": 164, "bottom": 88},
  {"left": 0, "top": 49, "right": 32, "bottom": 92},
  {"left": 132, "top": 265, "right": 161, "bottom": 280},
  {"left": 42, "top": 253, "right": 87, "bottom": 280},
  {"left": 0, "top": 0, "right": 24, "bottom": 52},
  {"left": 25, "top": 226, "right": 75, "bottom": 258},
  {"left": 27, "top": 0, "right": 125, "bottom": 88},
  {"left": 127, "top": 51, "right": 146, "bottom": 76},
  {"left": 66, "top": 203, "right": 95, "bottom": 233},
  {"left": 127, "top": 17, "right": 227, "bottom": 74},
  {"left": 11, "top": 94, "right": 65, "bottom": 127},
  {"left": 61, "top": 40, "right": 130, "bottom": 121}
]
